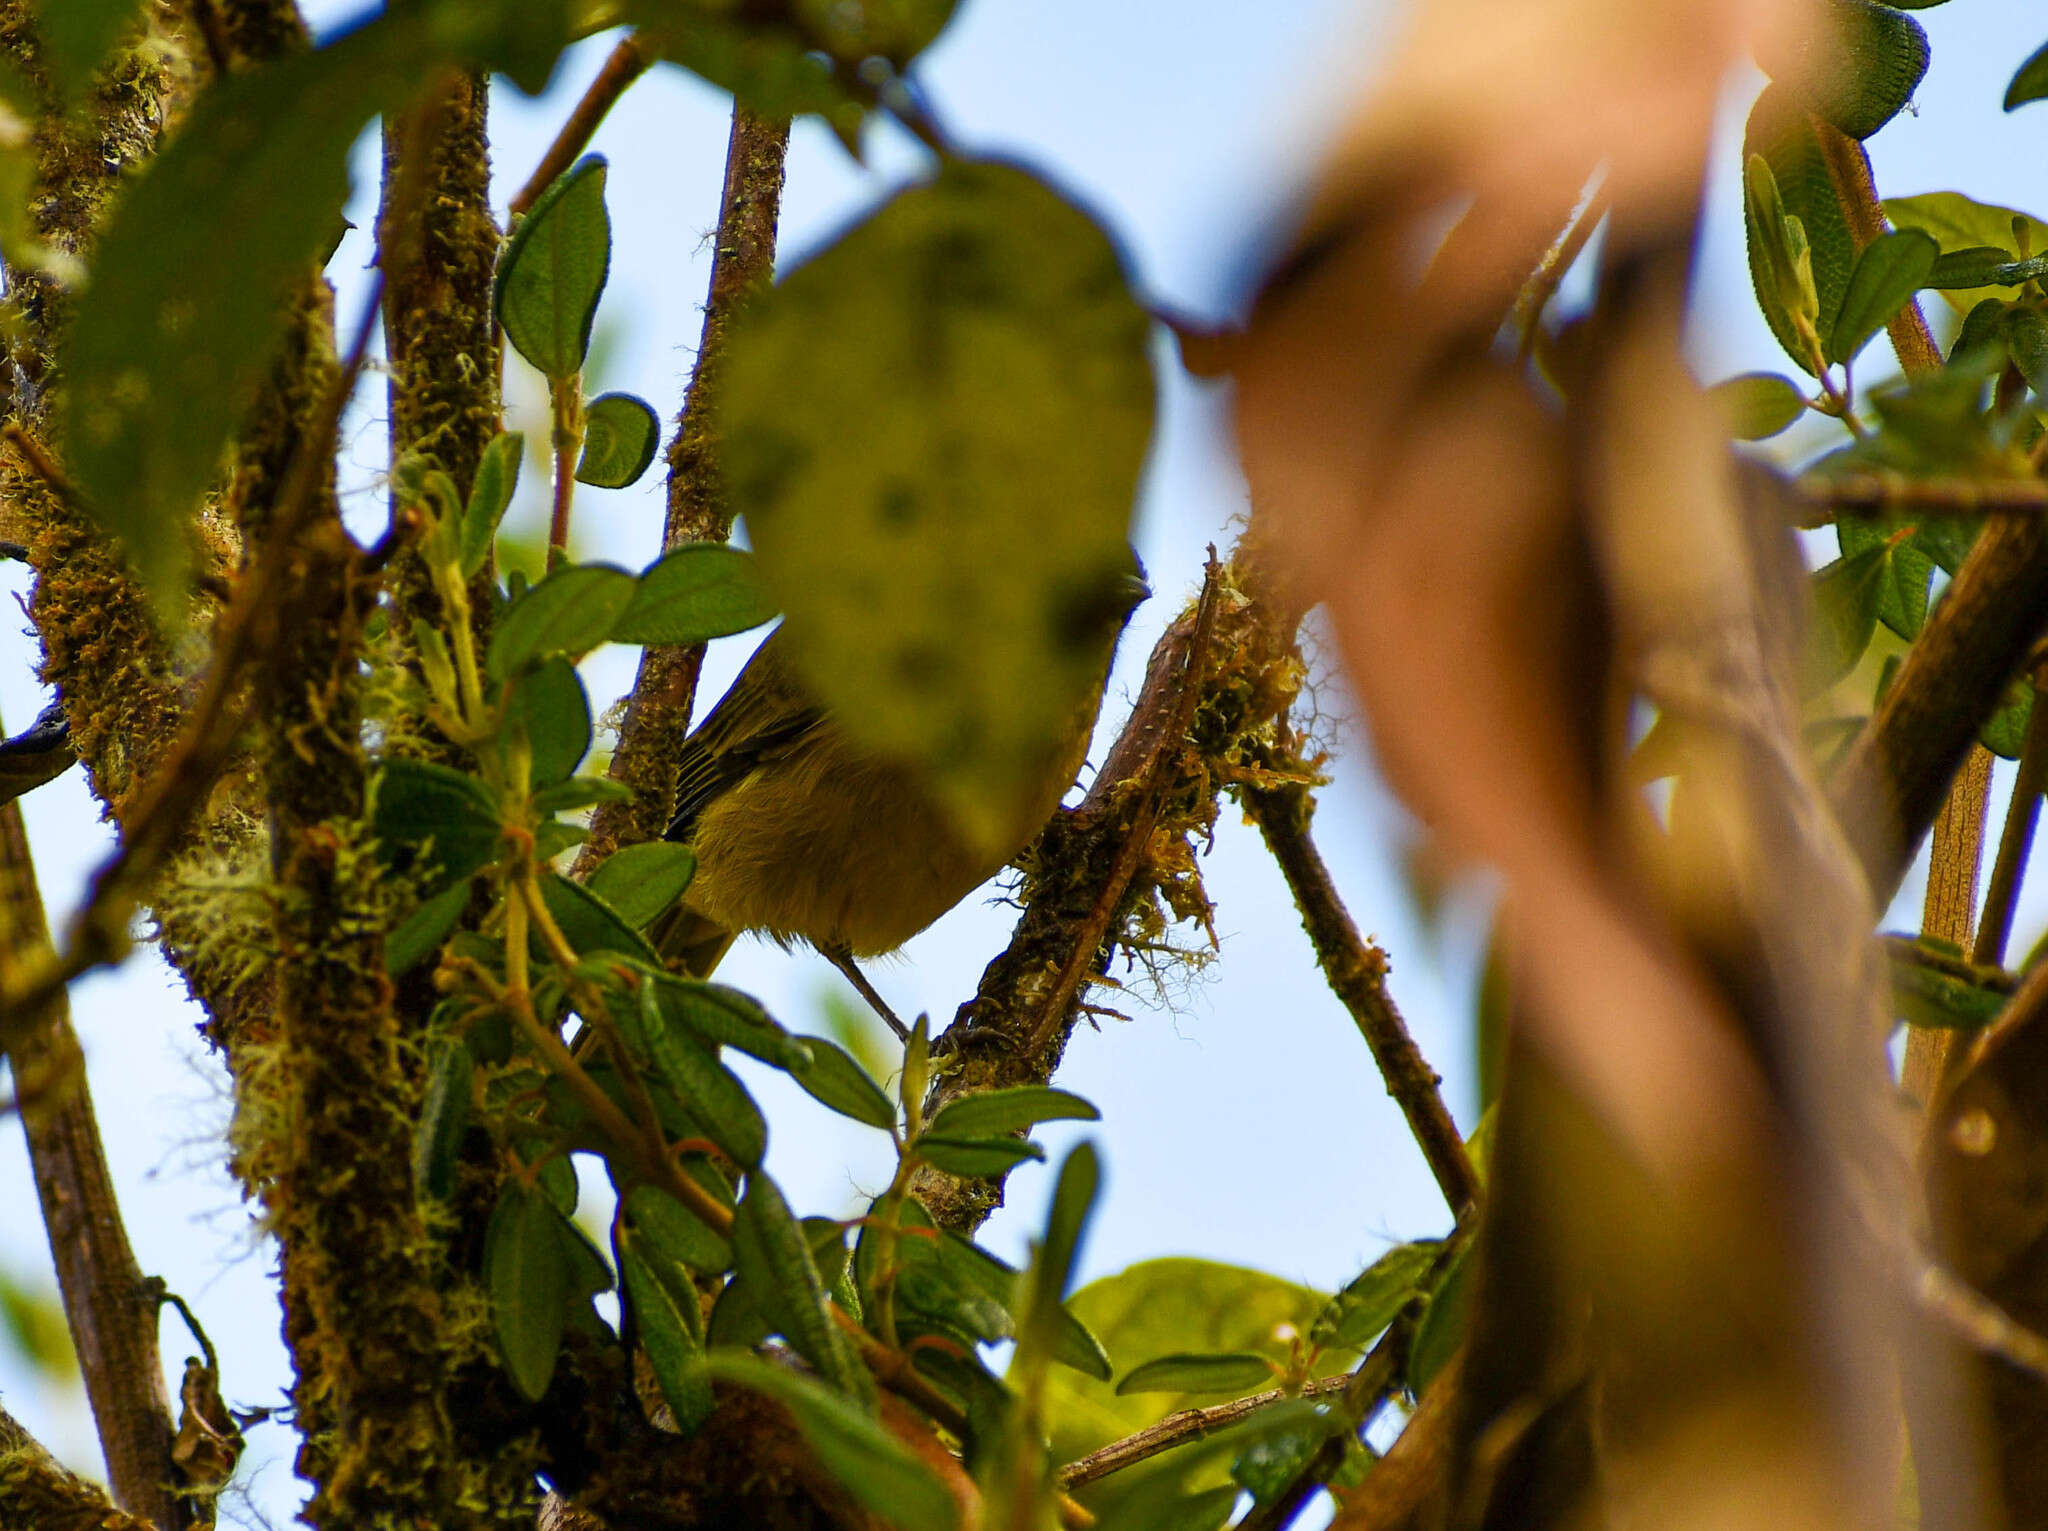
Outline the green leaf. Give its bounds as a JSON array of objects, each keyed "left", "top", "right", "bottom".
[
  {"left": 703, "top": 1352, "right": 958, "bottom": 1531},
  {"left": 1888, "top": 946, "right": 2009, "bottom": 1031},
  {"left": 1309, "top": 1241, "right": 1442, "bottom": 1351},
  {"left": 586, "top": 842, "right": 697, "bottom": 929},
  {"left": 39, "top": 0, "right": 146, "bottom": 99},
  {"left": 372, "top": 758, "right": 504, "bottom": 889},
  {"left": 461, "top": 431, "right": 525, "bottom": 580},
  {"left": 487, "top": 563, "right": 637, "bottom": 682},
  {"left": 1042, "top": 1258, "right": 1345, "bottom": 1482},
  {"left": 1950, "top": 298, "right": 2011, "bottom": 365},
  {"left": 531, "top": 777, "right": 635, "bottom": 814},
  {"left": 623, "top": 0, "right": 960, "bottom": 147},
  {"left": 926, "top": 1086, "right": 1100, "bottom": 1140},
  {"left": 726, "top": 160, "right": 1153, "bottom": 856},
  {"left": 59, "top": 17, "right": 415, "bottom": 602},
  {"left": 1406, "top": 1241, "right": 1473, "bottom": 1394},
  {"left": 915, "top": 1135, "right": 1046, "bottom": 1177},
  {"left": 787, "top": 1033, "right": 899, "bottom": 1129},
  {"left": 2006, "top": 308, "right": 2048, "bottom": 397},
  {"left": 496, "top": 155, "right": 611, "bottom": 380},
  {"left": 621, "top": 1184, "right": 732, "bottom": 1278},
  {"left": 1095, "top": 1486, "right": 1239, "bottom": 1531},
  {"left": 637, "top": 989, "right": 767, "bottom": 1168},
  {"left": 610, "top": 544, "right": 778, "bottom": 647},
  {"left": 731, "top": 1172, "right": 873, "bottom": 1407},
  {"left": 1981, "top": 674, "right": 2035, "bottom": 761},
  {"left": 385, "top": 877, "right": 472, "bottom": 975},
  {"left": 1707, "top": 372, "right": 1807, "bottom": 440},
  {"left": 1827, "top": 228, "right": 1938, "bottom": 364},
  {"left": 535, "top": 871, "right": 658, "bottom": 962},
  {"left": 1744, "top": 94, "right": 1849, "bottom": 373},
  {"left": 619, "top": 1226, "right": 714, "bottom": 1430},
  {"left": 2006, "top": 39, "right": 2048, "bottom": 111},
  {"left": 575, "top": 392, "right": 661, "bottom": 488},
  {"left": 1886, "top": 192, "right": 2048, "bottom": 313},
  {"left": 1836, "top": 518, "right": 1932, "bottom": 640},
  {"left": 1773, "top": 0, "right": 1928, "bottom": 140},
  {"left": 1115, "top": 1352, "right": 1275, "bottom": 1397},
  {"left": 645, "top": 975, "right": 816, "bottom": 1074},
  {"left": 1803, "top": 546, "right": 1888, "bottom": 693},
  {"left": 503, "top": 656, "right": 592, "bottom": 786},
  {"left": 412, "top": 1039, "right": 473, "bottom": 1202},
  {"left": 486, "top": 1185, "right": 572, "bottom": 1401},
  {"left": 1925, "top": 248, "right": 2046, "bottom": 290}
]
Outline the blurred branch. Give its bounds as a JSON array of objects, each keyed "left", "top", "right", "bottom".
[
  {"left": 0, "top": 1396, "right": 156, "bottom": 1531},
  {"left": 1057, "top": 1376, "right": 1353, "bottom": 1491},
  {"left": 0, "top": 800, "right": 185, "bottom": 1530},
  {"left": 572, "top": 106, "right": 791, "bottom": 875},
  {"left": 1793, "top": 477, "right": 2048, "bottom": 517},
  {"left": 1830, "top": 510, "right": 2048, "bottom": 910},
  {"left": 1511, "top": 182, "right": 1609, "bottom": 361},
  {"left": 510, "top": 34, "right": 652, "bottom": 216},
  {"left": 1241, "top": 772, "right": 1481, "bottom": 1216}
]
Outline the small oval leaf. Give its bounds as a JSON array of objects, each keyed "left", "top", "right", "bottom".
[
  {"left": 385, "top": 877, "right": 472, "bottom": 975},
  {"left": 497, "top": 155, "right": 612, "bottom": 379},
  {"left": 486, "top": 1185, "right": 572, "bottom": 1401},
  {"left": 926, "top": 1085, "right": 1099, "bottom": 1140},
  {"left": 372, "top": 758, "right": 504, "bottom": 889},
  {"left": 619, "top": 1228, "right": 714, "bottom": 1430},
  {"left": 575, "top": 391, "right": 662, "bottom": 488},
  {"left": 1706, "top": 372, "right": 1807, "bottom": 440},
  {"left": 2006, "top": 39, "right": 2048, "bottom": 112},
  {"left": 2005, "top": 307, "right": 2048, "bottom": 397},
  {"left": 461, "top": 431, "right": 526, "bottom": 579},
  {"left": 503, "top": 656, "right": 592, "bottom": 786},
  {"left": 487, "top": 562, "right": 637, "bottom": 681},
  {"left": 412, "top": 1039, "right": 473, "bottom": 1202},
  {"left": 586, "top": 842, "right": 697, "bottom": 929},
  {"left": 640, "top": 995, "right": 768, "bottom": 1168},
  {"left": 1826, "top": 227, "right": 1938, "bottom": 364},
  {"left": 1114, "top": 1351, "right": 1276, "bottom": 1397},
  {"left": 915, "top": 1135, "right": 1046, "bottom": 1178},
  {"left": 731, "top": 1172, "right": 873, "bottom": 1407},
  {"left": 610, "top": 544, "right": 778, "bottom": 647},
  {"left": 787, "top": 1034, "right": 898, "bottom": 1129},
  {"left": 1308, "top": 1241, "right": 1441, "bottom": 1352}
]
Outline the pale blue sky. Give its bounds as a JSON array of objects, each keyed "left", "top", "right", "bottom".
[{"left": 2, "top": 3, "right": 2046, "bottom": 1524}]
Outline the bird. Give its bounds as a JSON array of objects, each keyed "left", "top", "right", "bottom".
[{"left": 650, "top": 567, "right": 1148, "bottom": 1035}]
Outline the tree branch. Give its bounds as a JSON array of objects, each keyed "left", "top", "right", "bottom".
[
  {"left": 1794, "top": 477, "right": 2048, "bottom": 517},
  {"left": 572, "top": 106, "right": 791, "bottom": 874},
  {"left": 1240, "top": 775, "right": 1481, "bottom": 1216},
  {"left": 0, "top": 800, "right": 185, "bottom": 1529},
  {"left": 912, "top": 548, "right": 1307, "bottom": 1232},
  {"left": 1830, "top": 510, "right": 2048, "bottom": 910},
  {"left": 0, "top": 1396, "right": 156, "bottom": 1531},
  {"left": 1057, "top": 1375, "right": 1352, "bottom": 1490},
  {"left": 1808, "top": 116, "right": 1941, "bottom": 378},
  {"left": 509, "top": 35, "right": 651, "bottom": 216}
]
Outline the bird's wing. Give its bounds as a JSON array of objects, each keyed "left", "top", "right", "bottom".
[{"left": 664, "top": 643, "right": 826, "bottom": 842}]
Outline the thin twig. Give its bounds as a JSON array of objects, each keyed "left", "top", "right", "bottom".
[
  {"left": 509, "top": 35, "right": 652, "bottom": 217},
  {"left": 1971, "top": 664, "right": 2048, "bottom": 968},
  {"left": 1512, "top": 181, "right": 1609, "bottom": 362},
  {"left": 1057, "top": 1375, "right": 1352, "bottom": 1490},
  {"left": 1242, "top": 775, "right": 1482, "bottom": 1217},
  {"left": 0, "top": 798, "right": 185, "bottom": 1529}
]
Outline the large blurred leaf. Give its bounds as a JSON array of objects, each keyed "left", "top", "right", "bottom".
[
  {"left": 1887, "top": 191, "right": 2048, "bottom": 314},
  {"left": 1745, "top": 88, "right": 1855, "bottom": 374},
  {"left": 724, "top": 160, "right": 1153, "bottom": 855},
  {"left": 58, "top": 2, "right": 567, "bottom": 603},
  {"left": 623, "top": 0, "right": 961, "bottom": 146},
  {"left": 39, "top": 0, "right": 146, "bottom": 99}
]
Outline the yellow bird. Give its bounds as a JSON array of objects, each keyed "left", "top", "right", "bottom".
[{"left": 652, "top": 572, "right": 1147, "bottom": 1033}]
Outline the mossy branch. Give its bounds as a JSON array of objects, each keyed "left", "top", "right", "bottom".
[{"left": 0, "top": 1397, "right": 155, "bottom": 1531}]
